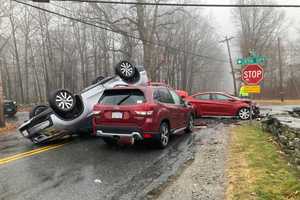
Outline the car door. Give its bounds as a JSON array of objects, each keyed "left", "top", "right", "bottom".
[
  {"left": 188, "top": 93, "right": 214, "bottom": 116},
  {"left": 155, "top": 88, "right": 181, "bottom": 131},
  {"left": 169, "top": 89, "right": 187, "bottom": 129},
  {"left": 210, "top": 93, "right": 235, "bottom": 116}
]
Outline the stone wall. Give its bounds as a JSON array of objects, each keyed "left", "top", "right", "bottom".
[{"left": 262, "top": 113, "right": 300, "bottom": 170}]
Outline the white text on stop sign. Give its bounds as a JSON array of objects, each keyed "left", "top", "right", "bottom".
[{"left": 243, "top": 70, "right": 262, "bottom": 79}]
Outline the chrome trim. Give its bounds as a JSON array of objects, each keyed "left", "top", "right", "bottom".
[
  {"left": 173, "top": 127, "right": 186, "bottom": 134},
  {"left": 96, "top": 130, "right": 143, "bottom": 140}
]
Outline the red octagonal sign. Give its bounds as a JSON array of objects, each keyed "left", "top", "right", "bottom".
[{"left": 242, "top": 64, "right": 264, "bottom": 85}]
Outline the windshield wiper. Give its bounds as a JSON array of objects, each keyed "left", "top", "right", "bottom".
[{"left": 117, "top": 95, "right": 131, "bottom": 105}]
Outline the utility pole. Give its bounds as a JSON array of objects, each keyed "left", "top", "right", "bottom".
[
  {"left": 0, "top": 59, "right": 5, "bottom": 127},
  {"left": 220, "top": 36, "right": 237, "bottom": 96},
  {"left": 278, "top": 38, "right": 284, "bottom": 102}
]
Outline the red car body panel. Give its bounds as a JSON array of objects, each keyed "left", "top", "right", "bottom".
[
  {"left": 185, "top": 92, "right": 252, "bottom": 117},
  {"left": 176, "top": 90, "right": 189, "bottom": 99},
  {"left": 92, "top": 86, "right": 193, "bottom": 140}
]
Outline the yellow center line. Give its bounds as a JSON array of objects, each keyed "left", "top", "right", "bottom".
[{"left": 0, "top": 143, "right": 67, "bottom": 165}]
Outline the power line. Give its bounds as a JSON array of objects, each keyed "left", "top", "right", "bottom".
[
  {"left": 50, "top": 0, "right": 300, "bottom": 8},
  {"left": 13, "top": 0, "right": 228, "bottom": 63}
]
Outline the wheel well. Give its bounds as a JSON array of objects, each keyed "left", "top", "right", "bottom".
[{"left": 160, "top": 119, "right": 170, "bottom": 129}]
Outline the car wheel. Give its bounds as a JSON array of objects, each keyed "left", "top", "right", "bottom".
[
  {"left": 49, "top": 89, "right": 76, "bottom": 113},
  {"left": 238, "top": 108, "right": 251, "bottom": 120},
  {"left": 91, "top": 76, "right": 104, "bottom": 85},
  {"left": 156, "top": 122, "right": 170, "bottom": 149},
  {"left": 185, "top": 115, "right": 194, "bottom": 133},
  {"left": 115, "top": 61, "right": 137, "bottom": 81},
  {"left": 29, "top": 105, "right": 49, "bottom": 118},
  {"left": 102, "top": 137, "right": 117, "bottom": 146}
]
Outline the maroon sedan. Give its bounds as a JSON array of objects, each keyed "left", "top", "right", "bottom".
[{"left": 185, "top": 92, "right": 259, "bottom": 120}]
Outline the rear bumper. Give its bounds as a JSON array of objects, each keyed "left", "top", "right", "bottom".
[{"left": 94, "top": 125, "right": 157, "bottom": 140}]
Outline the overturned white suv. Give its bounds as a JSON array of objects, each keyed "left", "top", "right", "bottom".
[{"left": 18, "top": 61, "right": 149, "bottom": 144}]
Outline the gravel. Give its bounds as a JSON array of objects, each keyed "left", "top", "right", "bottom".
[{"left": 156, "top": 123, "right": 230, "bottom": 200}]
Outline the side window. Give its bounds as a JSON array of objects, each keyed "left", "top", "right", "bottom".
[
  {"left": 157, "top": 88, "right": 175, "bottom": 104},
  {"left": 195, "top": 94, "right": 210, "bottom": 100},
  {"left": 153, "top": 89, "right": 160, "bottom": 101},
  {"left": 169, "top": 90, "right": 182, "bottom": 105},
  {"left": 212, "top": 94, "right": 231, "bottom": 100}
]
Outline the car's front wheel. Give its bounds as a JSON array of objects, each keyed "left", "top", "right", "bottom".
[
  {"left": 29, "top": 105, "right": 49, "bottom": 118},
  {"left": 185, "top": 115, "right": 194, "bottom": 133},
  {"left": 238, "top": 108, "right": 251, "bottom": 120},
  {"left": 156, "top": 122, "right": 170, "bottom": 149}
]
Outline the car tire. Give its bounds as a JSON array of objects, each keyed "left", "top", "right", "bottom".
[
  {"left": 115, "top": 61, "right": 137, "bottom": 81},
  {"left": 156, "top": 122, "right": 170, "bottom": 149},
  {"left": 48, "top": 89, "right": 76, "bottom": 114},
  {"left": 91, "top": 76, "right": 105, "bottom": 85},
  {"left": 185, "top": 115, "right": 194, "bottom": 133},
  {"left": 29, "top": 105, "right": 49, "bottom": 118},
  {"left": 238, "top": 107, "right": 251, "bottom": 120},
  {"left": 102, "top": 137, "right": 117, "bottom": 146}
]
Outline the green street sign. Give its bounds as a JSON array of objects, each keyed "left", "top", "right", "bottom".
[{"left": 237, "top": 51, "right": 267, "bottom": 65}]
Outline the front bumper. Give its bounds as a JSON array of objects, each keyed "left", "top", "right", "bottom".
[{"left": 18, "top": 109, "right": 67, "bottom": 144}]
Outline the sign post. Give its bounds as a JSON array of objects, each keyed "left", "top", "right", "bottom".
[{"left": 237, "top": 51, "right": 265, "bottom": 123}]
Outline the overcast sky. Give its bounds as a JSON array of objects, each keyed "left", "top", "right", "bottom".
[
  {"left": 197, "top": 0, "right": 300, "bottom": 92},
  {"left": 204, "top": 0, "right": 300, "bottom": 58}
]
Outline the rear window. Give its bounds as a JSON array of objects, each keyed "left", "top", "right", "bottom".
[{"left": 99, "top": 89, "right": 146, "bottom": 105}]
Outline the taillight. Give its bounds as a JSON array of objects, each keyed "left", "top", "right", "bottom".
[
  {"left": 93, "top": 111, "right": 102, "bottom": 119},
  {"left": 135, "top": 111, "right": 153, "bottom": 116},
  {"left": 143, "top": 133, "right": 153, "bottom": 139}
]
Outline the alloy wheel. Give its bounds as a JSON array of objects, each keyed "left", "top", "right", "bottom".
[
  {"left": 120, "top": 62, "right": 134, "bottom": 78},
  {"left": 239, "top": 108, "right": 250, "bottom": 120},
  {"left": 161, "top": 124, "right": 169, "bottom": 146},
  {"left": 189, "top": 116, "right": 194, "bottom": 130},
  {"left": 55, "top": 91, "right": 74, "bottom": 111}
]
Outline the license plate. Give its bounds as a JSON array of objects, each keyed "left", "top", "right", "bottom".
[
  {"left": 6, "top": 108, "right": 12, "bottom": 111},
  {"left": 22, "top": 130, "right": 29, "bottom": 137},
  {"left": 112, "top": 112, "right": 123, "bottom": 119}
]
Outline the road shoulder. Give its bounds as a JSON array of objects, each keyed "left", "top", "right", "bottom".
[{"left": 156, "top": 125, "right": 229, "bottom": 200}]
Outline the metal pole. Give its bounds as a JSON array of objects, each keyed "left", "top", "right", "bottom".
[
  {"left": 278, "top": 38, "right": 284, "bottom": 102},
  {"left": 220, "top": 36, "right": 238, "bottom": 96}
]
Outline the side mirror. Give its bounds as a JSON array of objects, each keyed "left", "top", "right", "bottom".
[
  {"left": 183, "top": 101, "right": 190, "bottom": 107},
  {"left": 228, "top": 99, "right": 236, "bottom": 102}
]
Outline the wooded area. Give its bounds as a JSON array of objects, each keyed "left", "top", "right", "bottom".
[
  {"left": 0, "top": 0, "right": 227, "bottom": 104},
  {"left": 233, "top": 0, "right": 300, "bottom": 99}
]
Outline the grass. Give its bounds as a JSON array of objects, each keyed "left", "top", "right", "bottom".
[
  {"left": 255, "top": 99, "right": 300, "bottom": 106},
  {"left": 226, "top": 123, "right": 300, "bottom": 200}
]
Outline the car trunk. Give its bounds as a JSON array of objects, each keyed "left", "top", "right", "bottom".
[{"left": 93, "top": 88, "right": 152, "bottom": 128}]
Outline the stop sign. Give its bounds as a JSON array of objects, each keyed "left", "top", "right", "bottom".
[{"left": 242, "top": 64, "right": 264, "bottom": 85}]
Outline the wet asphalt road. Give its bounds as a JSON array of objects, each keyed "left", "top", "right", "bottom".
[
  {"left": 0, "top": 112, "right": 194, "bottom": 200},
  {"left": 0, "top": 105, "right": 294, "bottom": 200}
]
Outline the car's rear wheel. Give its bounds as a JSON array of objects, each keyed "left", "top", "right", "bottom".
[
  {"left": 156, "top": 122, "right": 170, "bottom": 149},
  {"left": 29, "top": 105, "right": 49, "bottom": 118},
  {"left": 115, "top": 61, "right": 137, "bottom": 81},
  {"left": 48, "top": 89, "right": 76, "bottom": 114},
  {"left": 238, "top": 108, "right": 251, "bottom": 120},
  {"left": 185, "top": 115, "right": 194, "bottom": 133}
]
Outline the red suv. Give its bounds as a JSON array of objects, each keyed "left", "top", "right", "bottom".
[{"left": 92, "top": 85, "right": 194, "bottom": 148}]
